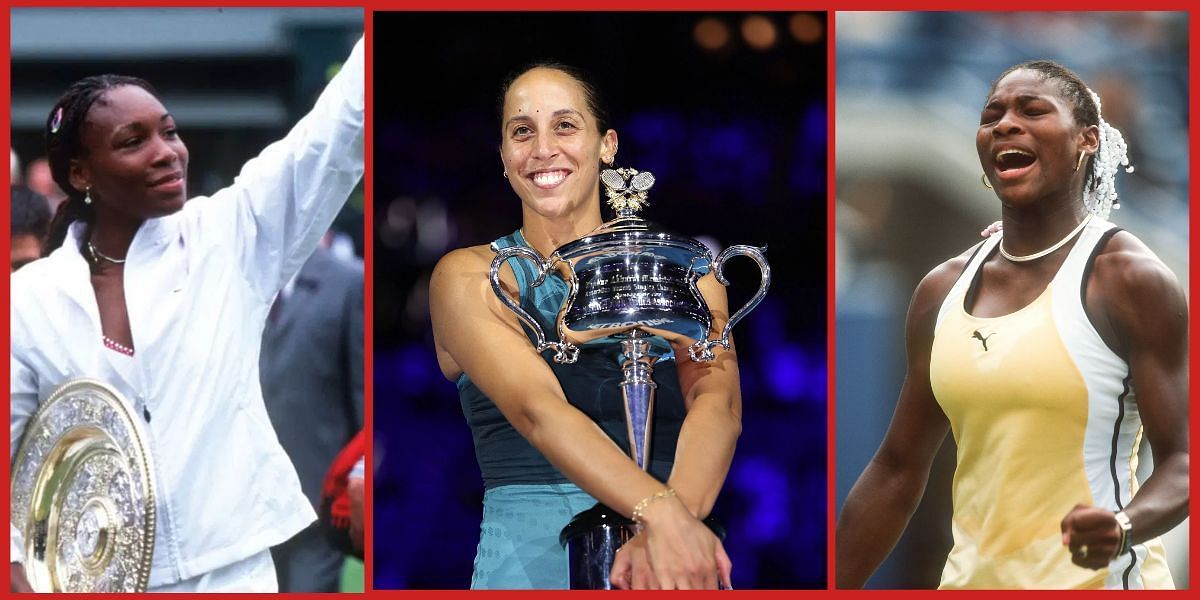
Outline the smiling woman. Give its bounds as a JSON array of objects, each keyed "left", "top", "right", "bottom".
[
  {"left": 427, "top": 62, "right": 741, "bottom": 590},
  {"left": 499, "top": 65, "right": 617, "bottom": 224},
  {"left": 836, "top": 60, "right": 1188, "bottom": 590},
  {"left": 9, "top": 37, "right": 364, "bottom": 592}
]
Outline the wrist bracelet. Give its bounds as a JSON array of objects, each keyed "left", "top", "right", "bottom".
[
  {"left": 632, "top": 488, "right": 677, "bottom": 524},
  {"left": 1113, "top": 511, "right": 1133, "bottom": 558}
]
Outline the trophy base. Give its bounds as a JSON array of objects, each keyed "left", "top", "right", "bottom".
[{"left": 559, "top": 502, "right": 726, "bottom": 590}]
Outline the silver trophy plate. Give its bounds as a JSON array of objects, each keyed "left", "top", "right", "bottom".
[{"left": 10, "top": 378, "right": 156, "bottom": 592}]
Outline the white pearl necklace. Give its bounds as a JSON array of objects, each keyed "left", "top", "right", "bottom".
[
  {"left": 998, "top": 214, "right": 1092, "bottom": 263},
  {"left": 102, "top": 336, "right": 135, "bottom": 356}
]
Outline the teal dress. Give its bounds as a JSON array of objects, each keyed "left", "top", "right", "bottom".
[{"left": 460, "top": 230, "right": 685, "bottom": 589}]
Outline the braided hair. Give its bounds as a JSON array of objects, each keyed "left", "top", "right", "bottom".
[
  {"left": 44, "top": 75, "right": 157, "bottom": 251},
  {"left": 990, "top": 60, "right": 1133, "bottom": 219}
]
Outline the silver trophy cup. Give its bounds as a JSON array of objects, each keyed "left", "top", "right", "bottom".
[{"left": 489, "top": 167, "right": 769, "bottom": 589}]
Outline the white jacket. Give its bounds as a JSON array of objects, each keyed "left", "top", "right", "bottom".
[{"left": 10, "top": 36, "right": 364, "bottom": 586}]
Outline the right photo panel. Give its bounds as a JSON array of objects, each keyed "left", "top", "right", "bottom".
[{"left": 834, "top": 11, "right": 1189, "bottom": 590}]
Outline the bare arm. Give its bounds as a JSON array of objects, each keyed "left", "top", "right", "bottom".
[
  {"left": 431, "top": 247, "right": 724, "bottom": 588},
  {"left": 834, "top": 256, "right": 963, "bottom": 589},
  {"left": 665, "top": 273, "right": 742, "bottom": 519},
  {"left": 1061, "top": 234, "right": 1188, "bottom": 567}
]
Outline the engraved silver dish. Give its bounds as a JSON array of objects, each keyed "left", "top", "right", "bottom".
[{"left": 10, "top": 378, "right": 156, "bottom": 592}]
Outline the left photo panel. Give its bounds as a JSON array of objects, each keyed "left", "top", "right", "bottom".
[{"left": 9, "top": 8, "right": 365, "bottom": 592}]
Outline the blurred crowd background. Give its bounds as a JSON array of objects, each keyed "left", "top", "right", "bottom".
[
  {"left": 835, "top": 11, "right": 1189, "bottom": 589},
  {"left": 372, "top": 12, "right": 828, "bottom": 589},
  {"left": 9, "top": 8, "right": 365, "bottom": 593}
]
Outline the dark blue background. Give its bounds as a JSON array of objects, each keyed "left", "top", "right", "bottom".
[{"left": 372, "top": 12, "right": 827, "bottom": 589}]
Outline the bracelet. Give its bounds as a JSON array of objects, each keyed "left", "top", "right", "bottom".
[
  {"left": 1113, "top": 511, "right": 1133, "bottom": 558},
  {"left": 632, "top": 488, "right": 677, "bottom": 524}
]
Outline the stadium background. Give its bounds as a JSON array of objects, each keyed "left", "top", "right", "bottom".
[{"left": 835, "top": 11, "right": 1189, "bottom": 589}]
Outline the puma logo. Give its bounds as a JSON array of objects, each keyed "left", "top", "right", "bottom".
[{"left": 972, "top": 330, "right": 996, "bottom": 351}]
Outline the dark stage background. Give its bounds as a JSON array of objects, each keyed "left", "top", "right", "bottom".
[{"left": 372, "top": 12, "right": 827, "bottom": 589}]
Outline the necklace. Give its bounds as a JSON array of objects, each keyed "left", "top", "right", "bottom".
[
  {"left": 87, "top": 242, "right": 126, "bottom": 265},
  {"left": 102, "top": 335, "right": 135, "bottom": 356},
  {"left": 998, "top": 214, "right": 1092, "bottom": 263}
]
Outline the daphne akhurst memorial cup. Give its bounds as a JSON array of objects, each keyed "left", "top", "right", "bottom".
[{"left": 490, "top": 166, "right": 770, "bottom": 589}]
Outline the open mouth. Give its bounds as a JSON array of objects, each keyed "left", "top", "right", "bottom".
[
  {"left": 995, "top": 149, "right": 1036, "bottom": 175},
  {"left": 529, "top": 170, "right": 569, "bottom": 189}
]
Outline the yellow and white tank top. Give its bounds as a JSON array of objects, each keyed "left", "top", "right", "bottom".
[{"left": 929, "top": 218, "right": 1173, "bottom": 590}]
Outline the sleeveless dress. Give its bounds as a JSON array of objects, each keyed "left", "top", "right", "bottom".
[
  {"left": 459, "top": 230, "right": 686, "bottom": 589},
  {"left": 928, "top": 218, "right": 1173, "bottom": 589}
]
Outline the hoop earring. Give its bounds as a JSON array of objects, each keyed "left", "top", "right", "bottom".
[
  {"left": 83, "top": 187, "right": 93, "bottom": 205},
  {"left": 1074, "top": 151, "right": 1086, "bottom": 172},
  {"left": 981, "top": 174, "right": 992, "bottom": 190},
  {"left": 502, "top": 171, "right": 508, "bottom": 179}
]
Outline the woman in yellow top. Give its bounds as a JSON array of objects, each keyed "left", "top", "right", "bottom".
[{"left": 836, "top": 60, "right": 1188, "bottom": 589}]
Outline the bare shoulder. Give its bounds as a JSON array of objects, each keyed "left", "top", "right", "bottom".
[
  {"left": 431, "top": 244, "right": 494, "bottom": 281},
  {"left": 429, "top": 243, "right": 506, "bottom": 379},
  {"left": 429, "top": 244, "right": 501, "bottom": 303},
  {"left": 1091, "top": 230, "right": 1184, "bottom": 297},
  {"left": 1089, "top": 230, "right": 1187, "bottom": 332},
  {"left": 907, "top": 242, "right": 983, "bottom": 329}
]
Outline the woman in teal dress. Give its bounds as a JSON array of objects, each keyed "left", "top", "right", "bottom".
[{"left": 428, "top": 63, "right": 743, "bottom": 590}]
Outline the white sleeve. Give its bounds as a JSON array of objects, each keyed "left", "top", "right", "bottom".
[
  {"left": 10, "top": 353, "right": 39, "bottom": 565},
  {"left": 198, "top": 35, "right": 365, "bottom": 302}
]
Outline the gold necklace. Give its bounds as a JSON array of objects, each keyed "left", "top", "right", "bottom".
[{"left": 87, "top": 242, "right": 127, "bottom": 265}]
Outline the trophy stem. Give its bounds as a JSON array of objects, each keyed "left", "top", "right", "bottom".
[{"left": 619, "top": 329, "right": 657, "bottom": 471}]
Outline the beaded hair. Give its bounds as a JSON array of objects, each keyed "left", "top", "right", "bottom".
[
  {"left": 991, "top": 60, "right": 1133, "bottom": 220},
  {"left": 1085, "top": 88, "right": 1133, "bottom": 219}
]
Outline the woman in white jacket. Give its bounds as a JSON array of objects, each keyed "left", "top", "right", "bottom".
[{"left": 9, "top": 36, "right": 364, "bottom": 592}]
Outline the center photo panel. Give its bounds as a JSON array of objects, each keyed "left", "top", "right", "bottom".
[{"left": 370, "top": 11, "right": 828, "bottom": 590}]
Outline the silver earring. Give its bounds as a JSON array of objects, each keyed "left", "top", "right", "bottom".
[
  {"left": 84, "top": 187, "right": 92, "bottom": 205},
  {"left": 502, "top": 171, "right": 508, "bottom": 179}
]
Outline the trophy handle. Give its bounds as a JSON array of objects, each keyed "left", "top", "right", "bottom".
[
  {"left": 490, "top": 246, "right": 580, "bottom": 364},
  {"left": 688, "top": 244, "right": 770, "bottom": 362}
]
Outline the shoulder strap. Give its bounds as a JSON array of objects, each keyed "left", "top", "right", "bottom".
[
  {"left": 1053, "top": 217, "right": 1120, "bottom": 295},
  {"left": 935, "top": 236, "right": 997, "bottom": 330}
]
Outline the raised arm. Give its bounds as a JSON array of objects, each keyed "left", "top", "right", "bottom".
[
  {"left": 834, "top": 257, "right": 962, "bottom": 589},
  {"left": 431, "top": 247, "right": 725, "bottom": 589},
  {"left": 1060, "top": 234, "right": 1188, "bottom": 568},
  {"left": 197, "top": 36, "right": 365, "bottom": 302}
]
